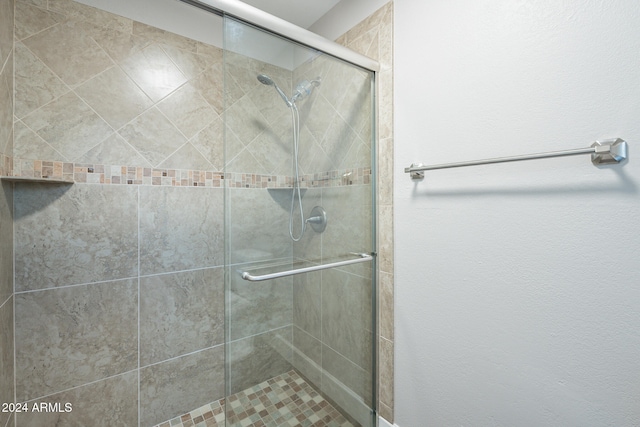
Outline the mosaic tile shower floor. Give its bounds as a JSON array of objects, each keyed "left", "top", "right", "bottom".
[{"left": 154, "top": 370, "right": 355, "bottom": 427}]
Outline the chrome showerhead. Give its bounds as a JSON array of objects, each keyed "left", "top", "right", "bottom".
[
  {"left": 257, "top": 74, "right": 292, "bottom": 107},
  {"left": 257, "top": 74, "right": 274, "bottom": 86}
]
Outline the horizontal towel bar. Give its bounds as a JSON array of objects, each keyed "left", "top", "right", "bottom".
[
  {"left": 240, "top": 252, "right": 374, "bottom": 282},
  {"left": 405, "top": 138, "right": 628, "bottom": 180}
]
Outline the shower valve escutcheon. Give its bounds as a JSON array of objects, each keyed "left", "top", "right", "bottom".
[{"left": 305, "top": 206, "right": 327, "bottom": 233}]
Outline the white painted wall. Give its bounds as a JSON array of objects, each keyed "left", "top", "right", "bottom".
[{"left": 395, "top": 1, "right": 640, "bottom": 426}]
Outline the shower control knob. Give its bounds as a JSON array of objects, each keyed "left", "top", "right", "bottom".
[{"left": 305, "top": 206, "right": 327, "bottom": 233}]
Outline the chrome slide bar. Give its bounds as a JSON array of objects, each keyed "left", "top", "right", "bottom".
[
  {"left": 405, "top": 138, "right": 628, "bottom": 180},
  {"left": 241, "top": 253, "right": 374, "bottom": 282}
]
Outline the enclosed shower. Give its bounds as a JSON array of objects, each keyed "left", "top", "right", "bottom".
[
  {"left": 224, "top": 13, "right": 377, "bottom": 427},
  {"left": 3, "top": 0, "right": 377, "bottom": 426}
]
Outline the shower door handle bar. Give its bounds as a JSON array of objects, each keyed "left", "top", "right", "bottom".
[
  {"left": 240, "top": 253, "right": 374, "bottom": 282},
  {"left": 404, "top": 138, "right": 628, "bottom": 179}
]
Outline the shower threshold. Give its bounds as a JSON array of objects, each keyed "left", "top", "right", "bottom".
[{"left": 153, "top": 370, "right": 355, "bottom": 427}]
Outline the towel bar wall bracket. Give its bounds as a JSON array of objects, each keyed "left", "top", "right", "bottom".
[
  {"left": 405, "top": 138, "right": 628, "bottom": 180},
  {"left": 591, "top": 138, "right": 628, "bottom": 165}
]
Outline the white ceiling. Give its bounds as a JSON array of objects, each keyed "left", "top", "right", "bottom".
[{"left": 237, "top": 0, "right": 343, "bottom": 28}]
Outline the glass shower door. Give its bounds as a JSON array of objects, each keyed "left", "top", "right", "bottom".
[{"left": 224, "top": 15, "right": 376, "bottom": 427}]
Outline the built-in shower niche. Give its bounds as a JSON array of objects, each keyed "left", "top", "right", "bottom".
[{"left": 267, "top": 187, "right": 307, "bottom": 210}]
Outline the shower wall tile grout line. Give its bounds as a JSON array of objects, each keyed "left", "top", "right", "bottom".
[
  {"left": 137, "top": 185, "right": 141, "bottom": 427},
  {"left": 12, "top": 264, "right": 232, "bottom": 295},
  {"left": 9, "top": 368, "right": 140, "bottom": 405},
  {"left": 0, "top": 294, "right": 10, "bottom": 309},
  {"left": 139, "top": 343, "right": 225, "bottom": 371}
]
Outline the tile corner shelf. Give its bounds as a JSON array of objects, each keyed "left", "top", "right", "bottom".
[{"left": 1, "top": 176, "right": 74, "bottom": 184}]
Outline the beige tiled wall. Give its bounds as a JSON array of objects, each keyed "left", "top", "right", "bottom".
[
  {"left": 293, "top": 55, "right": 374, "bottom": 174},
  {"left": 12, "top": 1, "right": 228, "bottom": 426},
  {"left": 222, "top": 28, "right": 378, "bottom": 424},
  {"left": 8, "top": 1, "right": 391, "bottom": 426},
  {"left": 15, "top": 276, "right": 139, "bottom": 400},
  {"left": 13, "top": 184, "right": 227, "bottom": 427},
  {"left": 0, "top": 0, "right": 14, "bottom": 425},
  {"left": 335, "top": 2, "right": 395, "bottom": 423},
  {"left": 225, "top": 28, "right": 376, "bottom": 425},
  {"left": 291, "top": 183, "right": 375, "bottom": 425},
  {"left": 14, "top": 1, "right": 222, "bottom": 170},
  {"left": 223, "top": 49, "right": 298, "bottom": 399},
  {"left": 226, "top": 186, "right": 293, "bottom": 391}
]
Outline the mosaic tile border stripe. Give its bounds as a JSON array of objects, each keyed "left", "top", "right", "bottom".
[
  {"left": 6, "top": 157, "right": 371, "bottom": 188},
  {"left": 0, "top": 154, "right": 11, "bottom": 178},
  {"left": 153, "top": 370, "right": 354, "bottom": 427}
]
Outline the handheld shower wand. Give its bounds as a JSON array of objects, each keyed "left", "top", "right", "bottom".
[
  {"left": 257, "top": 74, "right": 292, "bottom": 107},
  {"left": 256, "top": 74, "right": 322, "bottom": 241},
  {"left": 257, "top": 74, "right": 321, "bottom": 105}
]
